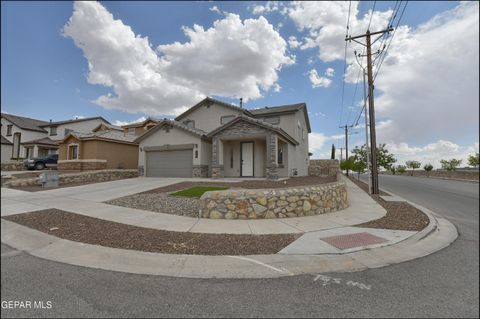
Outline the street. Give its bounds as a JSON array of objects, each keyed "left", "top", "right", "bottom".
[{"left": 2, "top": 175, "right": 479, "bottom": 318}]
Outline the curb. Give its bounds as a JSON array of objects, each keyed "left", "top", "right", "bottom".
[{"left": 1, "top": 203, "right": 457, "bottom": 278}]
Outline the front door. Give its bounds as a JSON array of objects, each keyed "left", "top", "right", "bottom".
[{"left": 241, "top": 142, "right": 254, "bottom": 177}]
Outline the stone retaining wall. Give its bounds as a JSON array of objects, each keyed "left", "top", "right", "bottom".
[
  {"left": 309, "top": 159, "right": 339, "bottom": 177},
  {"left": 382, "top": 169, "right": 479, "bottom": 181},
  {"left": 199, "top": 181, "right": 348, "bottom": 219},
  {"left": 1, "top": 162, "right": 24, "bottom": 171},
  {"left": 3, "top": 169, "right": 138, "bottom": 188},
  {"left": 58, "top": 160, "right": 107, "bottom": 171}
]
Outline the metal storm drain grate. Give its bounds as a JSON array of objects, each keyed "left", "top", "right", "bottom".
[{"left": 320, "top": 232, "right": 388, "bottom": 250}]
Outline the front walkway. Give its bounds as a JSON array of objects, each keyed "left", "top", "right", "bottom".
[{"left": 1, "top": 176, "right": 385, "bottom": 234}]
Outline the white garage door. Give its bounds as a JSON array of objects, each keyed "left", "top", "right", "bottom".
[{"left": 146, "top": 149, "right": 193, "bottom": 177}]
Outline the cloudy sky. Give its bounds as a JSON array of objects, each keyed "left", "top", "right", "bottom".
[{"left": 1, "top": 1, "right": 478, "bottom": 167}]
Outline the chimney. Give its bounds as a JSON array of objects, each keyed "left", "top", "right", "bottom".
[{"left": 239, "top": 98, "right": 243, "bottom": 108}]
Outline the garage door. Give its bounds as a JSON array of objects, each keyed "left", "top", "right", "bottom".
[{"left": 146, "top": 149, "right": 193, "bottom": 177}]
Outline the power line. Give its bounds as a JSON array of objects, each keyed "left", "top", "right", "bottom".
[
  {"left": 338, "top": 1, "right": 352, "bottom": 129},
  {"left": 367, "top": 0, "right": 377, "bottom": 31},
  {"left": 373, "top": 1, "right": 408, "bottom": 82}
]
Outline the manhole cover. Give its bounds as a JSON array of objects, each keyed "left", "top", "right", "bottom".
[{"left": 320, "top": 232, "right": 387, "bottom": 250}]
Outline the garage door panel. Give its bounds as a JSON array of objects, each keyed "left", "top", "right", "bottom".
[{"left": 146, "top": 149, "right": 193, "bottom": 177}]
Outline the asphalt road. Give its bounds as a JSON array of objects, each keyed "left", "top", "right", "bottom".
[{"left": 2, "top": 175, "right": 479, "bottom": 318}]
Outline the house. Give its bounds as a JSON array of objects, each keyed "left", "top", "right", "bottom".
[
  {"left": 135, "top": 97, "right": 311, "bottom": 179},
  {"left": 39, "top": 116, "right": 111, "bottom": 141},
  {"left": 1, "top": 135, "right": 13, "bottom": 163},
  {"left": 121, "top": 117, "right": 159, "bottom": 136},
  {"left": 57, "top": 130, "right": 138, "bottom": 171},
  {"left": 1, "top": 113, "right": 57, "bottom": 161}
]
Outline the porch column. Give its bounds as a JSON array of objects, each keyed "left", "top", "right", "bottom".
[
  {"left": 33, "top": 145, "right": 39, "bottom": 158},
  {"left": 266, "top": 133, "right": 279, "bottom": 180},
  {"left": 211, "top": 136, "right": 224, "bottom": 178}
]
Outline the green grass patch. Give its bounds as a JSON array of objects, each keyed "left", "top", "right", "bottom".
[{"left": 170, "top": 186, "right": 229, "bottom": 198}]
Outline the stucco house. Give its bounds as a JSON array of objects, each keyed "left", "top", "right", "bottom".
[
  {"left": 57, "top": 130, "right": 138, "bottom": 171},
  {"left": 135, "top": 97, "right": 310, "bottom": 179},
  {"left": 1, "top": 135, "right": 13, "bottom": 163},
  {"left": 121, "top": 117, "right": 159, "bottom": 136},
  {"left": 1, "top": 113, "right": 56, "bottom": 161},
  {"left": 39, "top": 116, "right": 111, "bottom": 141}
]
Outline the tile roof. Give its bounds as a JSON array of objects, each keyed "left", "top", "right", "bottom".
[
  {"left": 1, "top": 113, "right": 49, "bottom": 132},
  {"left": 134, "top": 119, "right": 207, "bottom": 143},
  {"left": 21, "top": 137, "right": 59, "bottom": 147},
  {"left": 69, "top": 130, "right": 138, "bottom": 143},
  {"left": 121, "top": 117, "right": 159, "bottom": 128},
  {"left": 1, "top": 135, "right": 13, "bottom": 145},
  {"left": 38, "top": 116, "right": 110, "bottom": 127},
  {"left": 248, "top": 103, "right": 306, "bottom": 115},
  {"left": 175, "top": 97, "right": 253, "bottom": 120},
  {"left": 93, "top": 122, "right": 123, "bottom": 132}
]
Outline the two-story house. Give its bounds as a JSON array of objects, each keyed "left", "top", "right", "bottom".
[
  {"left": 135, "top": 97, "right": 311, "bottom": 179},
  {"left": 121, "top": 118, "right": 159, "bottom": 136}
]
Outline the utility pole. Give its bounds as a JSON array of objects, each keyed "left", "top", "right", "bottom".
[
  {"left": 346, "top": 27, "right": 393, "bottom": 194},
  {"left": 362, "top": 70, "right": 371, "bottom": 194},
  {"left": 339, "top": 147, "right": 344, "bottom": 163},
  {"left": 339, "top": 125, "right": 353, "bottom": 176}
]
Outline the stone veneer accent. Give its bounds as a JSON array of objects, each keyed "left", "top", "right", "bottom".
[
  {"left": 1, "top": 162, "right": 25, "bottom": 171},
  {"left": 309, "top": 159, "right": 339, "bottom": 177},
  {"left": 3, "top": 169, "right": 138, "bottom": 188},
  {"left": 199, "top": 181, "right": 348, "bottom": 219},
  {"left": 211, "top": 165, "right": 224, "bottom": 179},
  {"left": 58, "top": 160, "right": 107, "bottom": 171},
  {"left": 193, "top": 165, "right": 209, "bottom": 177}
]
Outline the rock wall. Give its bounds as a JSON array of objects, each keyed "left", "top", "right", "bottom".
[
  {"left": 1, "top": 162, "right": 24, "bottom": 171},
  {"left": 382, "top": 169, "right": 479, "bottom": 181},
  {"left": 3, "top": 169, "right": 138, "bottom": 188},
  {"left": 199, "top": 181, "right": 348, "bottom": 219},
  {"left": 309, "top": 160, "right": 339, "bottom": 177},
  {"left": 58, "top": 160, "right": 107, "bottom": 171}
]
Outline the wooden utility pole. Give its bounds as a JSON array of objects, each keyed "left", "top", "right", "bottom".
[
  {"left": 339, "top": 125, "right": 352, "bottom": 176},
  {"left": 346, "top": 28, "right": 393, "bottom": 194}
]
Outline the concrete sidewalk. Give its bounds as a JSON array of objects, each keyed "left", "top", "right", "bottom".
[{"left": 0, "top": 175, "right": 458, "bottom": 278}]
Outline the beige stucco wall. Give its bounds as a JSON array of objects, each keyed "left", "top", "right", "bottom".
[
  {"left": 45, "top": 118, "right": 106, "bottom": 141},
  {"left": 179, "top": 102, "right": 242, "bottom": 132},
  {"left": 138, "top": 126, "right": 205, "bottom": 174},
  {"left": 1, "top": 144, "right": 13, "bottom": 163},
  {"left": 1, "top": 117, "right": 48, "bottom": 158}
]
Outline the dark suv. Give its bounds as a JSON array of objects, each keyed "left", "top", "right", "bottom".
[{"left": 24, "top": 154, "right": 58, "bottom": 170}]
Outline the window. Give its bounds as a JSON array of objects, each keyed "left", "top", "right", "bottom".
[
  {"left": 128, "top": 127, "right": 136, "bottom": 135},
  {"left": 221, "top": 115, "right": 235, "bottom": 125},
  {"left": 195, "top": 150, "right": 198, "bottom": 159},
  {"left": 6, "top": 125, "right": 12, "bottom": 136},
  {"left": 264, "top": 117, "right": 280, "bottom": 125},
  {"left": 69, "top": 145, "right": 78, "bottom": 160},
  {"left": 183, "top": 120, "right": 195, "bottom": 128},
  {"left": 302, "top": 127, "right": 305, "bottom": 140},
  {"left": 278, "top": 147, "right": 283, "bottom": 165},
  {"left": 230, "top": 148, "right": 234, "bottom": 168},
  {"left": 50, "top": 126, "right": 57, "bottom": 136},
  {"left": 65, "top": 128, "right": 73, "bottom": 136}
]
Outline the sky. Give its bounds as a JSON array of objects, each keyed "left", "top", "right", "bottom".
[{"left": 1, "top": 1, "right": 479, "bottom": 168}]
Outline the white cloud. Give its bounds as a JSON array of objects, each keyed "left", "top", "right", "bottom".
[
  {"left": 209, "top": 6, "right": 221, "bottom": 14},
  {"left": 63, "top": 2, "right": 293, "bottom": 116},
  {"left": 325, "top": 67, "right": 335, "bottom": 77},
  {"left": 308, "top": 69, "right": 332, "bottom": 88},
  {"left": 288, "top": 36, "right": 300, "bottom": 48},
  {"left": 252, "top": 1, "right": 280, "bottom": 15},
  {"left": 113, "top": 116, "right": 147, "bottom": 127}
]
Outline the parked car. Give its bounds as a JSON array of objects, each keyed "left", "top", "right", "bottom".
[{"left": 24, "top": 154, "right": 58, "bottom": 170}]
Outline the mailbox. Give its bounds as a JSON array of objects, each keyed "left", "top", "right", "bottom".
[{"left": 39, "top": 171, "right": 59, "bottom": 188}]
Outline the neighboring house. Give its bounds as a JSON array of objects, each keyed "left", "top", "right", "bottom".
[
  {"left": 1, "top": 135, "right": 13, "bottom": 163},
  {"left": 122, "top": 118, "right": 159, "bottom": 136},
  {"left": 39, "top": 116, "right": 111, "bottom": 141},
  {"left": 1, "top": 113, "right": 56, "bottom": 161},
  {"left": 92, "top": 122, "right": 123, "bottom": 132},
  {"left": 57, "top": 130, "right": 138, "bottom": 171},
  {"left": 135, "top": 97, "right": 311, "bottom": 179}
]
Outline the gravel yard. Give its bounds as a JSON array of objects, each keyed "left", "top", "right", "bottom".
[
  {"left": 105, "top": 176, "right": 337, "bottom": 217},
  {"left": 349, "top": 177, "right": 430, "bottom": 231},
  {"left": 3, "top": 209, "right": 300, "bottom": 255}
]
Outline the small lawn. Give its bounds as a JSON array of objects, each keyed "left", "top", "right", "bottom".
[{"left": 170, "top": 186, "right": 229, "bottom": 198}]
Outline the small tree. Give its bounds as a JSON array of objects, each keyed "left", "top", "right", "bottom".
[
  {"left": 340, "top": 157, "right": 355, "bottom": 172},
  {"left": 331, "top": 144, "right": 336, "bottom": 160},
  {"left": 423, "top": 163, "right": 433, "bottom": 176},
  {"left": 352, "top": 159, "right": 367, "bottom": 180},
  {"left": 406, "top": 160, "right": 421, "bottom": 176},
  {"left": 467, "top": 153, "right": 479, "bottom": 168},
  {"left": 390, "top": 165, "right": 396, "bottom": 175},
  {"left": 440, "top": 159, "right": 462, "bottom": 171},
  {"left": 397, "top": 165, "right": 407, "bottom": 174},
  {"left": 351, "top": 143, "right": 396, "bottom": 173}
]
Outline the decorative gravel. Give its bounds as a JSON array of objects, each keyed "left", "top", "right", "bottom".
[
  {"left": 106, "top": 193, "right": 201, "bottom": 218},
  {"left": 105, "top": 176, "right": 337, "bottom": 217},
  {"left": 3, "top": 209, "right": 300, "bottom": 255},
  {"left": 349, "top": 177, "right": 430, "bottom": 231}
]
